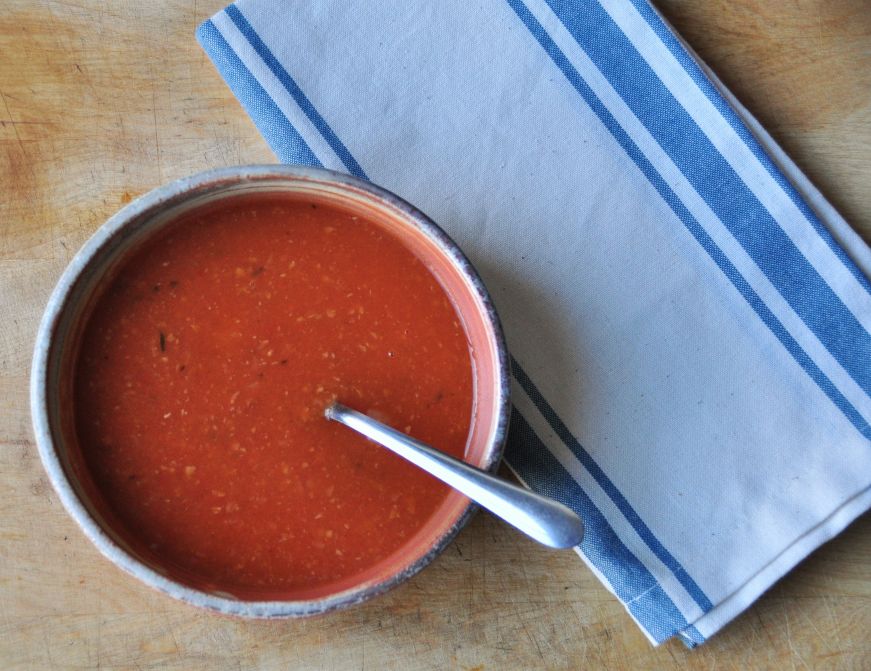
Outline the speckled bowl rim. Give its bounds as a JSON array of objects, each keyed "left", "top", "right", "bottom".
[{"left": 30, "top": 165, "right": 512, "bottom": 618}]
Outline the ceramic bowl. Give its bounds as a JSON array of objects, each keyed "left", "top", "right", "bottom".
[{"left": 30, "top": 165, "right": 511, "bottom": 616}]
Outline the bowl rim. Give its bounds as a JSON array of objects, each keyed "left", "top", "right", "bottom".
[{"left": 30, "top": 164, "right": 512, "bottom": 617}]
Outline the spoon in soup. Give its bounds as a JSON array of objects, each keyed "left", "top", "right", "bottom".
[{"left": 325, "top": 402, "right": 584, "bottom": 549}]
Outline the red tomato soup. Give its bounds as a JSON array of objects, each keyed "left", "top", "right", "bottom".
[{"left": 73, "top": 194, "right": 473, "bottom": 596}]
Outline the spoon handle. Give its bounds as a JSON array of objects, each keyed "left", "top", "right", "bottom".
[{"left": 325, "top": 402, "right": 584, "bottom": 549}]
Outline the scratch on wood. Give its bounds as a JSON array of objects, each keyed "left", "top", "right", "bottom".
[
  {"left": 784, "top": 610, "right": 810, "bottom": 671},
  {"left": 169, "top": 623, "right": 181, "bottom": 656},
  {"left": 151, "top": 85, "right": 162, "bottom": 182},
  {"left": 822, "top": 594, "right": 841, "bottom": 643},
  {"left": 0, "top": 89, "right": 36, "bottom": 179},
  {"left": 755, "top": 608, "right": 776, "bottom": 650},
  {"left": 520, "top": 615, "right": 544, "bottom": 661},
  {"left": 2, "top": 438, "right": 33, "bottom": 448}
]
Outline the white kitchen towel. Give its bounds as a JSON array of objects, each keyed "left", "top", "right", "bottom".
[{"left": 196, "top": 0, "right": 871, "bottom": 646}]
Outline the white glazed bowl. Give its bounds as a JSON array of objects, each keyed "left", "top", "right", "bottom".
[{"left": 31, "top": 165, "right": 511, "bottom": 616}]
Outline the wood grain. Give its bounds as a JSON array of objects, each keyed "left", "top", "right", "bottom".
[{"left": 1, "top": 1, "right": 869, "bottom": 669}]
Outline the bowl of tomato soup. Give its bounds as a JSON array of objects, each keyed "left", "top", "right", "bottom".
[{"left": 31, "top": 165, "right": 510, "bottom": 616}]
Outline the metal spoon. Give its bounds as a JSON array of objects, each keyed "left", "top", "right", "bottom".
[{"left": 325, "top": 402, "right": 584, "bottom": 549}]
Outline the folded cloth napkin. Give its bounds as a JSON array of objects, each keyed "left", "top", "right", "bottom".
[{"left": 196, "top": 0, "right": 871, "bottom": 646}]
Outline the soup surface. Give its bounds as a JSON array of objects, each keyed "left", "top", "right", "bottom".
[{"left": 74, "top": 194, "right": 473, "bottom": 595}]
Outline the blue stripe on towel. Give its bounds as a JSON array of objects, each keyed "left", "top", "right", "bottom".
[
  {"left": 224, "top": 4, "right": 368, "bottom": 179},
  {"left": 541, "top": 0, "right": 871, "bottom": 399},
  {"left": 512, "top": 358, "right": 714, "bottom": 612},
  {"left": 196, "top": 19, "right": 320, "bottom": 166},
  {"left": 504, "top": 0, "right": 871, "bottom": 440},
  {"left": 624, "top": 0, "right": 871, "bottom": 295},
  {"left": 507, "top": 409, "right": 697, "bottom": 643}
]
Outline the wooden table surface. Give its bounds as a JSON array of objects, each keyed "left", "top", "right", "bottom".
[{"left": 1, "top": 1, "right": 869, "bottom": 668}]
